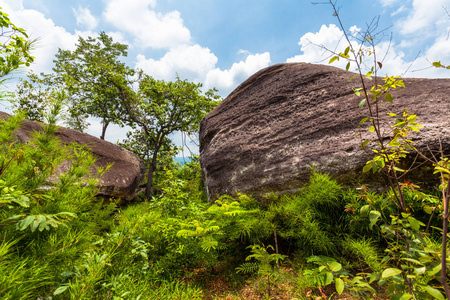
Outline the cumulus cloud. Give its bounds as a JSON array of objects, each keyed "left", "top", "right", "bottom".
[
  {"left": 136, "top": 46, "right": 270, "bottom": 96},
  {"left": 103, "top": 0, "right": 190, "bottom": 49},
  {"left": 205, "top": 52, "right": 271, "bottom": 93},
  {"left": 397, "top": 0, "right": 450, "bottom": 35},
  {"left": 2, "top": 0, "right": 24, "bottom": 11},
  {"left": 286, "top": 24, "right": 349, "bottom": 66},
  {"left": 72, "top": 6, "right": 98, "bottom": 31},
  {"left": 136, "top": 44, "right": 218, "bottom": 81},
  {"left": 0, "top": 3, "right": 87, "bottom": 74},
  {"left": 287, "top": 19, "right": 450, "bottom": 79}
]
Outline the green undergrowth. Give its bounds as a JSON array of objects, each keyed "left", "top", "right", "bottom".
[{"left": 1, "top": 113, "right": 447, "bottom": 299}]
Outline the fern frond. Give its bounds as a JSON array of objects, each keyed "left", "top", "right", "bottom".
[{"left": 236, "top": 262, "right": 259, "bottom": 274}]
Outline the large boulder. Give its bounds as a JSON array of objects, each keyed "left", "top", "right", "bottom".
[
  {"left": 0, "top": 112, "right": 145, "bottom": 201},
  {"left": 199, "top": 63, "right": 450, "bottom": 201}
]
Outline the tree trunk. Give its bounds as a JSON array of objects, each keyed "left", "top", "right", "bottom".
[
  {"left": 100, "top": 121, "right": 109, "bottom": 140},
  {"left": 144, "top": 153, "right": 158, "bottom": 199}
]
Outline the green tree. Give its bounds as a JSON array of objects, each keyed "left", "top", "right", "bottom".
[
  {"left": 11, "top": 72, "right": 82, "bottom": 128},
  {"left": 0, "top": 7, "right": 34, "bottom": 82},
  {"left": 52, "top": 32, "right": 135, "bottom": 139},
  {"left": 120, "top": 75, "right": 220, "bottom": 198}
]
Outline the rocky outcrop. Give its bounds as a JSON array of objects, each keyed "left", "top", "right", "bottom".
[
  {"left": 199, "top": 63, "right": 450, "bottom": 201},
  {"left": 0, "top": 112, "right": 145, "bottom": 201}
]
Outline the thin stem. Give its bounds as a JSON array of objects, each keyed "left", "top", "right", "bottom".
[{"left": 441, "top": 176, "right": 450, "bottom": 298}]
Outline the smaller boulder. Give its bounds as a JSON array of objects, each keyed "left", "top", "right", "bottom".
[{"left": 0, "top": 112, "right": 145, "bottom": 201}]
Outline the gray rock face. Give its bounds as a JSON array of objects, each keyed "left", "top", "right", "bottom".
[
  {"left": 0, "top": 112, "right": 145, "bottom": 201},
  {"left": 199, "top": 63, "right": 450, "bottom": 201}
]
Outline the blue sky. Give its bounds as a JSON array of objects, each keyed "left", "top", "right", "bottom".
[{"left": 1, "top": 0, "right": 450, "bottom": 152}]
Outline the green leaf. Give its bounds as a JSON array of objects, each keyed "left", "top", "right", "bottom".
[
  {"left": 385, "top": 93, "right": 393, "bottom": 103},
  {"left": 329, "top": 56, "right": 339, "bottom": 64},
  {"left": 369, "top": 126, "right": 375, "bottom": 132},
  {"left": 359, "top": 98, "right": 366, "bottom": 108},
  {"left": 422, "top": 285, "right": 445, "bottom": 300},
  {"left": 423, "top": 205, "right": 434, "bottom": 214},
  {"left": 324, "top": 271, "right": 333, "bottom": 286},
  {"left": 393, "top": 166, "right": 406, "bottom": 173},
  {"left": 18, "top": 215, "right": 34, "bottom": 231},
  {"left": 361, "top": 140, "right": 370, "bottom": 149},
  {"left": 345, "top": 62, "right": 350, "bottom": 71},
  {"left": 369, "top": 210, "right": 381, "bottom": 228},
  {"left": 329, "top": 261, "right": 342, "bottom": 272},
  {"left": 31, "top": 219, "right": 39, "bottom": 232},
  {"left": 53, "top": 286, "right": 69, "bottom": 296},
  {"left": 427, "top": 263, "right": 441, "bottom": 276},
  {"left": 362, "top": 164, "right": 372, "bottom": 173},
  {"left": 392, "top": 294, "right": 413, "bottom": 300},
  {"left": 343, "top": 46, "right": 350, "bottom": 56},
  {"left": 400, "top": 258, "right": 423, "bottom": 266},
  {"left": 359, "top": 117, "right": 368, "bottom": 125},
  {"left": 335, "top": 278, "right": 344, "bottom": 295},
  {"left": 360, "top": 205, "right": 370, "bottom": 216},
  {"left": 407, "top": 216, "right": 422, "bottom": 231},
  {"left": 382, "top": 268, "right": 402, "bottom": 278}
]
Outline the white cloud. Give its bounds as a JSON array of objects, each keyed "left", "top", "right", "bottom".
[
  {"left": 0, "top": 3, "right": 86, "bottom": 74},
  {"left": 105, "top": 31, "right": 130, "bottom": 48},
  {"left": 285, "top": 24, "right": 408, "bottom": 75},
  {"left": 349, "top": 25, "right": 361, "bottom": 36},
  {"left": 136, "top": 46, "right": 271, "bottom": 96},
  {"left": 1, "top": 0, "right": 24, "bottom": 11},
  {"left": 397, "top": 0, "right": 450, "bottom": 35},
  {"left": 286, "top": 21, "right": 450, "bottom": 79},
  {"left": 136, "top": 44, "right": 218, "bottom": 81},
  {"left": 103, "top": 0, "right": 190, "bottom": 49},
  {"left": 205, "top": 52, "right": 271, "bottom": 93},
  {"left": 72, "top": 6, "right": 98, "bottom": 31},
  {"left": 286, "top": 24, "right": 349, "bottom": 66},
  {"left": 237, "top": 49, "right": 251, "bottom": 56}
]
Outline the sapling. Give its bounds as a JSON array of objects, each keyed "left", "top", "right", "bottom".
[{"left": 311, "top": 0, "right": 450, "bottom": 298}]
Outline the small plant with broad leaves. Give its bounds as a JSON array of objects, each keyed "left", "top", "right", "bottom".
[{"left": 314, "top": 1, "right": 450, "bottom": 299}]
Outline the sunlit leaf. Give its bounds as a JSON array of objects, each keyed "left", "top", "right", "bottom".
[
  {"left": 335, "top": 278, "right": 344, "bottom": 295},
  {"left": 381, "top": 268, "right": 402, "bottom": 278},
  {"left": 359, "top": 98, "right": 366, "bottom": 108},
  {"left": 361, "top": 140, "right": 370, "bottom": 149},
  {"left": 329, "top": 56, "right": 339, "bottom": 64},
  {"left": 422, "top": 286, "right": 445, "bottom": 300}
]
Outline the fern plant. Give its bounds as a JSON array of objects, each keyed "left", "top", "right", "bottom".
[{"left": 236, "top": 244, "right": 287, "bottom": 298}]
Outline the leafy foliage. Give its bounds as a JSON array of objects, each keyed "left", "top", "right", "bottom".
[
  {"left": 120, "top": 75, "right": 220, "bottom": 198},
  {"left": 53, "top": 32, "right": 135, "bottom": 136},
  {"left": 0, "top": 8, "right": 34, "bottom": 80}
]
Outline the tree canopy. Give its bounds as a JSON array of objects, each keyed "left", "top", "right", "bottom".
[
  {"left": 52, "top": 32, "right": 135, "bottom": 139},
  {"left": 120, "top": 75, "right": 220, "bottom": 198}
]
